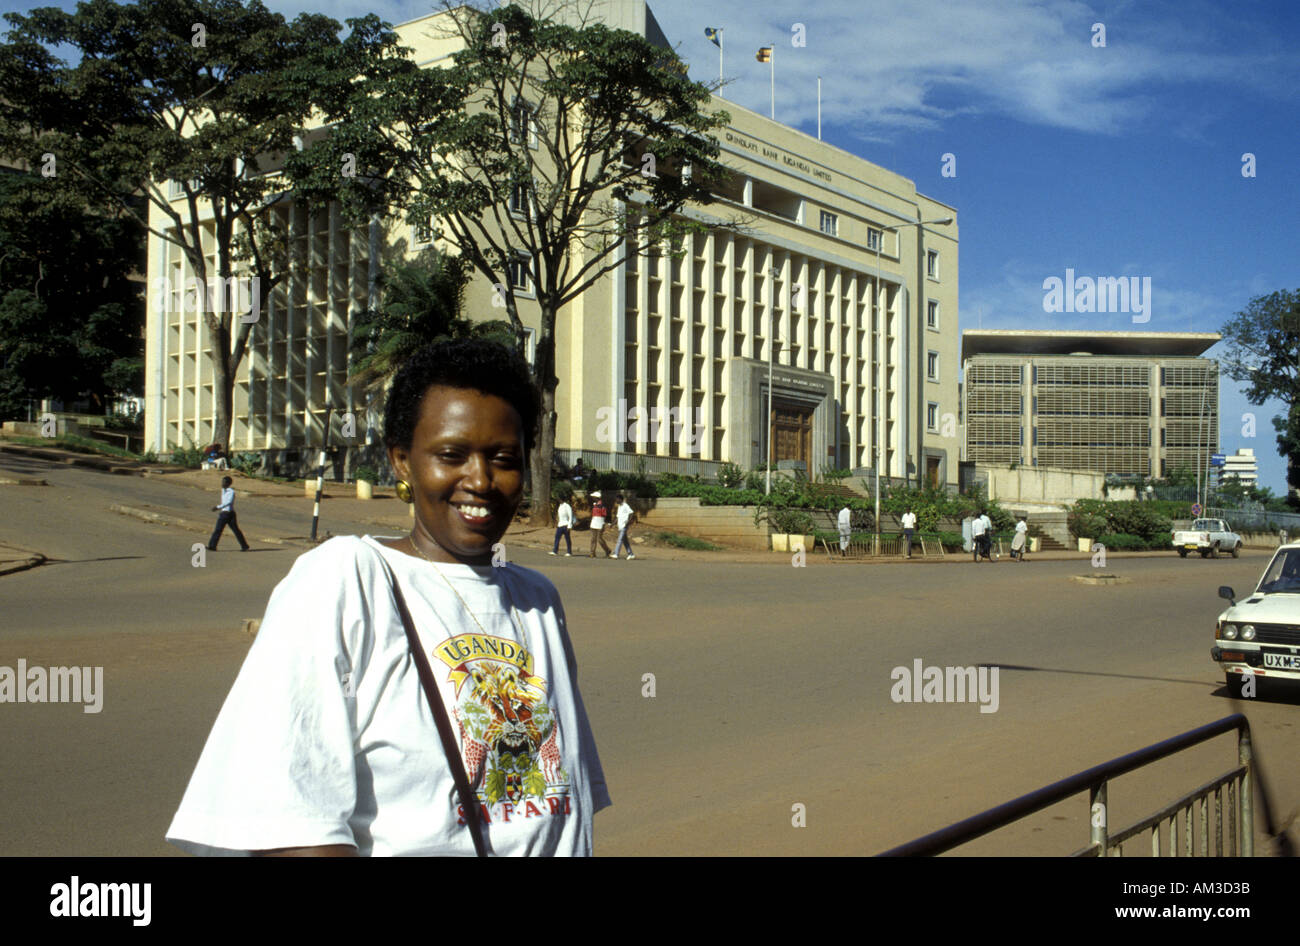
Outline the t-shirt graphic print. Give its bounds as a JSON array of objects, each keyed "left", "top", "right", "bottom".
[{"left": 438, "top": 633, "right": 568, "bottom": 815}]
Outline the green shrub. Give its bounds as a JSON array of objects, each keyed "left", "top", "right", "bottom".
[
  {"left": 652, "top": 531, "right": 722, "bottom": 551},
  {"left": 1069, "top": 499, "right": 1173, "bottom": 543},
  {"left": 168, "top": 434, "right": 203, "bottom": 469},
  {"left": 232, "top": 452, "right": 261, "bottom": 476},
  {"left": 1096, "top": 532, "right": 1157, "bottom": 551},
  {"left": 354, "top": 464, "right": 379, "bottom": 483},
  {"left": 717, "top": 461, "right": 745, "bottom": 489}
]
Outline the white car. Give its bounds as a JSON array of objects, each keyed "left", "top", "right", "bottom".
[
  {"left": 1174, "top": 518, "right": 1242, "bottom": 559},
  {"left": 1211, "top": 543, "right": 1300, "bottom": 698}
]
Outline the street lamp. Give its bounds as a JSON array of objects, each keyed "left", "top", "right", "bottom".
[{"left": 871, "top": 217, "right": 953, "bottom": 554}]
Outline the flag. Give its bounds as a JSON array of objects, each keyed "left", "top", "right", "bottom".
[
  {"left": 756, "top": 46, "right": 772, "bottom": 63},
  {"left": 704, "top": 27, "right": 721, "bottom": 48}
]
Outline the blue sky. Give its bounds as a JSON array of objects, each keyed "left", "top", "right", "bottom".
[{"left": 5, "top": 0, "right": 1296, "bottom": 490}]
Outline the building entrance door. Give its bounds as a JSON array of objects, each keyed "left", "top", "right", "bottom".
[
  {"left": 927, "top": 457, "right": 941, "bottom": 488},
  {"left": 771, "top": 403, "right": 813, "bottom": 469}
]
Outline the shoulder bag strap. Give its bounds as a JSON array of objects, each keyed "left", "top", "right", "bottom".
[{"left": 380, "top": 556, "right": 488, "bottom": 858}]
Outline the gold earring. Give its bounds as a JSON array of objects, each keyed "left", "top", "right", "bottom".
[{"left": 395, "top": 480, "right": 413, "bottom": 504}]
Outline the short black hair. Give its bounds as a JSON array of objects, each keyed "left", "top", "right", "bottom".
[
  {"left": 221, "top": 476, "right": 233, "bottom": 487},
  {"left": 383, "top": 338, "right": 539, "bottom": 454}
]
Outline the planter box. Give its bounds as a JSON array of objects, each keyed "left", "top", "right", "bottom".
[
  {"left": 788, "top": 534, "right": 814, "bottom": 553},
  {"left": 1077, "top": 537, "right": 1092, "bottom": 552},
  {"left": 356, "top": 479, "right": 373, "bottom": 500},
  {"left": 771, "top": 534, "right": 788, "bottom": 552},
  {"left": 1029, "top": 537, "right": 1041, "bottom": 553}
]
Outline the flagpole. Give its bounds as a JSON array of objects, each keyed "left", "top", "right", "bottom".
[
  {"left": 817, "top": 76, "right": 822, "bottom": 139},
  {"left": 769, "top": 42, "right": 775, "bottom": 119},
  {"left": 719, "top": 29, "right": 723, "bottom": 85}
]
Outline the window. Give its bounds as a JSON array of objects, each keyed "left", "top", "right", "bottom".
[
  {"left": 819, "top": 211, "right": 838, "bottom": 237},
  {"left": 510, "top": 100, "right": 537, "bottom": 149},
  {"left": 508, "top": 252, "right": 534, "bottom": 295},
  {"left": 927, "top": 402, "right": 939, "bottom": 432},
  {"left": 927, "top": 351, "right": 939, "bottom": 381},
  {"left": 523, "top": 327, "right": 536, "bottom": 366},
  {"left": 926, "top": 250, "right": 939, "bottom": 278},
  {"left": 866, "top": 227, "right": 882, "bottom": 252},
  {"left": 413, "top": 215, "right": 435, "bottom": 246},
  {"left": 927, "top": 300, "right": 939, "bottom": 330},
  {"left": 509, "top": 182, "right": 530, "bottom": 219}
]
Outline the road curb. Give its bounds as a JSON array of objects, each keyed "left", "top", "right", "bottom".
[{"left": 109, "top": 503, "right": 199, "bottom": 530}]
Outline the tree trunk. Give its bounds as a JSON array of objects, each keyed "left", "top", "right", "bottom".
[
  {"left": 209, "top": 317, "right": 234, "bottom": 451},
  {"left": 529, "top": 382, "right": 557, "bottom": 525}
]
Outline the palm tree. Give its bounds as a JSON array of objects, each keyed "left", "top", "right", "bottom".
[{"left": 349, "top": 248, "right": 513, "bottom": 396}]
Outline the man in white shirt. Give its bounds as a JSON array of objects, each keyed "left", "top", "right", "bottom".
[
  {"left": 612, "top": 494, "right": 636, "bottom": 560},
  {"left": 970, "top": 511, "right": 987, "bottom": 563},
  {"left": 550, "top": 498, "right": 574, "bottom": 556},
  {"left": 837, "top": 505, "right": 852, "bottom": 556},
  {"left": 207, "top": 475, "right": 249, "bottom": 551},
  {"left": 901, "top": 509, "right": 918, "bottom": 559}
]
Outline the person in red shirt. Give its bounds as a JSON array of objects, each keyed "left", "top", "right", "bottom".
[{"left": 588, "top": 491, "right": 612, "bottom": 559}]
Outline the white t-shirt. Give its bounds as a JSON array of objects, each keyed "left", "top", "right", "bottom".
[
  {"left": 616, "top": 503, "right": 633, "bottom": 529},
  {"left": 166, "top": 535, "right": 610, "bottom": 856},
  {"left": 1015, "top": 520, "right": 1028, "bottom": 534},
  {"left": 837, "top": 507, "right": 851, "bottom": 532},
  {"left": 901, "top": 512, "right": 917, "bottom": 530},
  {"left": 971, "top": 516, "right": 987, "bottom": 537},
  {"left": 556, "top": 502, "right": 573, "bottom": 529}
]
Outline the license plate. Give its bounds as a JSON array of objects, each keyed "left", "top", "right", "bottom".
[
  {"left": 1263, "top": 653, "right": 1300, "bottom": 670},
  {"left": 1184, "top": 544, "right": 1199, "bottom": 550}
]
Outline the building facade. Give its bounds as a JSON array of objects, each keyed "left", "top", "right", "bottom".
[
  {"left": 144, "top": 3, "right": 961, "bottom": 486},
  {"left": 1220, "top": 448, "right": 1259, "bottom": 486},
  {"left": 962, "top": 330, "right": 1221, "bottom": 479}
]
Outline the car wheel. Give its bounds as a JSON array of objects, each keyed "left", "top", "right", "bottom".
[
  {"left": 1231, "top": 543, "right": 1240, "bottom": 558},
  {"left": 1210, "top": 544, "right": 1220, "bottom": 559},
  {"left": 1179, "top": 549, "right": 1188, "bottom": 558},
  {"left": 1200, "top": 549, "right": 1209, "bottom": 558}
]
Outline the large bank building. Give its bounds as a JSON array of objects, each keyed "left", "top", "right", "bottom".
[{"left": 144, "top": 2, "right": 960, "bottom": 486}]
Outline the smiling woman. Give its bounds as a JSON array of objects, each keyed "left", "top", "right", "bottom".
[{"left": 166, "top": 339, "right": 611, "bottom": 857}]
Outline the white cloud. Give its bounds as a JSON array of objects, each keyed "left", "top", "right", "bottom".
[{"left": 652, "top": 0, "right": 1292, "bottom": 139}]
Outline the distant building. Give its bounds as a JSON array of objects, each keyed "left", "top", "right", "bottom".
[
  {"left": 1220, "top": 448, "right": 1258, "bottom": 486},
  {"left": 961, "top": 330, "right": 1221, "bottom": 479}
]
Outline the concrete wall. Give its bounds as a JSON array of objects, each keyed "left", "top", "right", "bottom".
[
  {"left": 638, "top": 497, "right": 771, "bottom": 549},
  {"left": 980, "top": 464, "right": 1104, "bottom": 504}
]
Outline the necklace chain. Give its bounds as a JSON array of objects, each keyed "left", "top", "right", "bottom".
[{"left": 405, "top": 534, "right": 525, "bottom": 639}]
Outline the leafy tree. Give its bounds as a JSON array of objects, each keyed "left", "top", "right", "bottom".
[
  {"left": 0, "top": 0, "right": 405, "bottom": 449},
  {"left": 293, "top": 0, "right": 741, "bottom": 521},
  {"left": 0, "top": 170, "right": 143, "bottom": 418},
  {"left": 1219, "top": 289, "right": 1300, "bottom": 495}
]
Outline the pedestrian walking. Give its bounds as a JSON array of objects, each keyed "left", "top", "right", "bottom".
[
  {"left": 550, "top": 496, "right": 574, "bottom": 556},
  {"left": 901, "top": 509, "right": 917, "bottom": 559},
  {"left": 207, "top": 475, "right": 249, "bottom": 551},
  {"left": 1011, "top": 516, "right": 1028, "bottom": 562},
  {"left": 588, "top": 491, "right": 612, "bottom": 559},
  {"left": 612, "top": 494, "right": 636, "bottom": 560},
  {"left": 979, "top": 510, "right": 997, "bottom": 562},
  {"left": 837, "top": 504, "right": 852, "bottom": 556}
]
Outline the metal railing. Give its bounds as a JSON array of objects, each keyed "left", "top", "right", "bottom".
[
  {"left": 1205, "top": 506, "right": 1300, "bottom": 534},
  {"left": 819, "top": 533, "right": 948, "bottom": 560},
  {"left": 878, "top": 715, "right": 1266, "bottom": 857}
]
